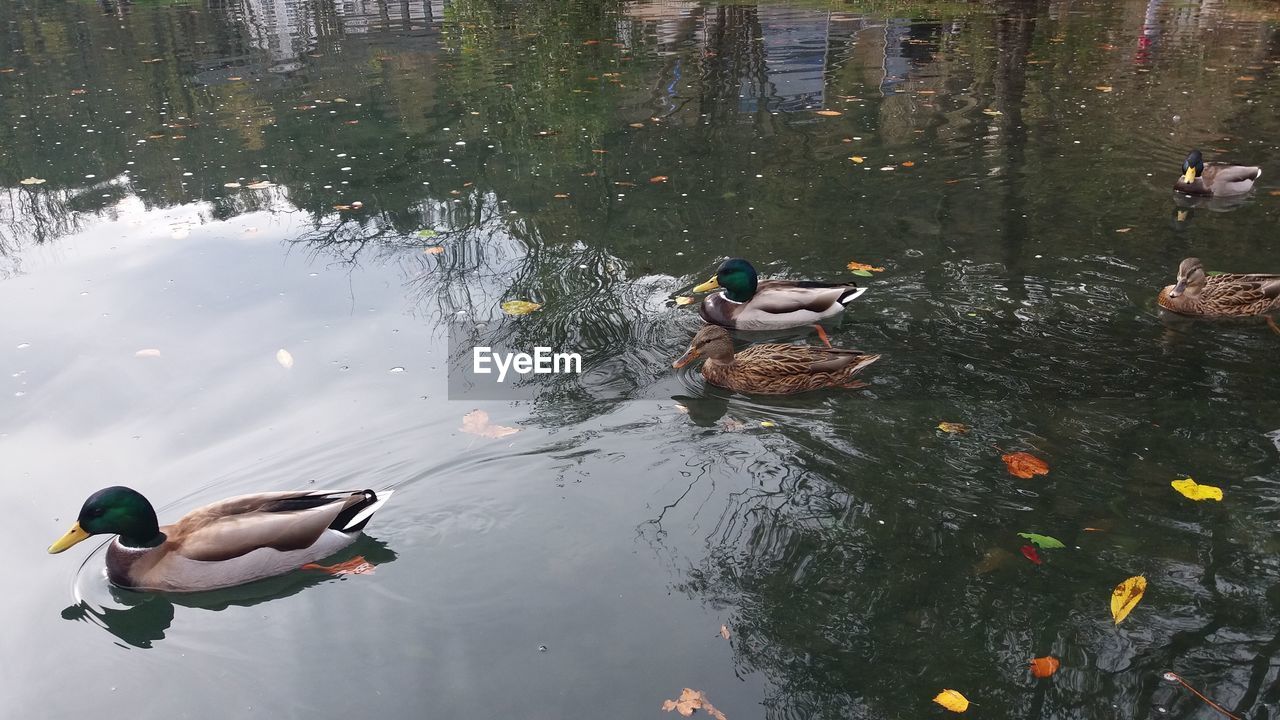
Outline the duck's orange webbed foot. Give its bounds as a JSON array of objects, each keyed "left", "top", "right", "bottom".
[
  {"left": 813, "top": 324, "right": 833, "bottom": 349},
  {"left": 302, "top": 556, "right": 375, "bottom": 575}
]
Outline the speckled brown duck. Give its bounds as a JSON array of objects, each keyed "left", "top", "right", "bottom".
[
  {"left": 672, "top": 324, "right": 879, "bottom": 395},
  {"left": 1158, "top": 257, "right": 1280, "bottom": 317}
]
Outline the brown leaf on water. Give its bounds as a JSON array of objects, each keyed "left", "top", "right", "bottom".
[
  {"left": 662, "top": 689, "right": 728, "bottom": 720},
  {"left": 1029, "top": 656, "right": 1060, "bottom": 678},
  {"left": 846, "top": 261, "right": 885, "bottom": 272},
  {"left": 814, "top": 109, "right": 842, "bottom": 116},
  {"left": 461, "top": 410, "right": 520, "bottom": 439},
  {"left": 1096, "top": 85, "right": 1114, "bottom": 92},
  {"left": 901, "top": 161, "right": 915, "bottom": 167},
  {"left": 629, "top": 122, "right": 645, "bottom": 128},
  {"left": 937, "top": 422, "right": 970, "bottom": 434},
  {"left": 423, "top": 246, "right": 445, "bottom": 255},
  {"left": 554, "top": 193, "right": 570, "bottom": 199},
  {"left": 1115, "top": 227, "right": 1132, "bottom": 233},
  {"left": 650, "top": 175, "right": 669, "bottom": 183},
  {"left": 1002, "top": 451, "right": 1049, "bottom": 479},
  {"left": 849, "top": 155, "right": 865, "bottom": 164},
  {"left": 1268, "top": 190, "right": 1280, "bottom": 196},
  {"left": 1236, "top": 75, "right": 1256, "bottom": 81},
  {"left": 720, "top": 625, "right": 730, "bottom": 640}
]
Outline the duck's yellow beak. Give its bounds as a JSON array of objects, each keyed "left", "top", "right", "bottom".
[
  {"left": 1183, "top": 167, "right": 1196, "bottom": 184},
  {"left": 673, "top": 347, "right": 699, "bottom": 369},
  {"left": 48, "top": 522, "right": 90, "bottom": 554},
  {"left": 692, "top": 276, "right": 720, "bottom": 293}
]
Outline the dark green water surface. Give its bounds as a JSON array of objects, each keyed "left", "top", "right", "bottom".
[{"left": 3, "top": 0, "right": 1280, "bottom": 717}]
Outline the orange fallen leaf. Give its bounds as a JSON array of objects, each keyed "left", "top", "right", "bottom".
[
  {"left": 461, "top": 410, "right": 519, "bottom": 439},
  {"left": 1029, "top": 656, "right": 1060, "bottom": 678},
  {"left": 1096, "top": 85, "right": 1113, "bottom": 92},
  {"left": 814, "top": 109, "right": 842, "bottom": 116},
  {"left": 846, "top": 261, "right": 886, "bottom": 272},
  {"left": 849, "top": 155, "right": 865, "bottom": 164},
  {"left": 1268, "top": 190, "right": 1280, "bottom": 196},
  {"left": 662, "top": 689, "right": 727, "bottom": 720},
  {"left": 423, "top": 246, "right": 445, "bottom": 255},
  {"left": 650, "top": 175, "right": 669, "bottom": 183},
  {"left": 1002, "top": 452, "right": 1049, "bottom": 479},
  {"left": 901, "top": 161, "right": 915, "bottom": 167}
]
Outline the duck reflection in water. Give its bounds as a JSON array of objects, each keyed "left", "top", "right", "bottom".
[{"left": 60, "top": 538, "right": 397, "bottom": 649}]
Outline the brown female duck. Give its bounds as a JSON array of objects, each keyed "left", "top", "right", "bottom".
[
  {"left": 1158, "top": 257, "right": 1280, "bottom": 317},
  {"left": 672, "top": 324, "right": 879, "bottom": 395}
]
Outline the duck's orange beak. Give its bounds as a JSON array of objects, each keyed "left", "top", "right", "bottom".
[{"left": 673, "top": 347, "right": 699, "bottom": 369}]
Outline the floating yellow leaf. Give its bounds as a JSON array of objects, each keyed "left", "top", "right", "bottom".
[
  {"left": 662, "top": 689, "right": 727, "bottom": 720},
  {"left": 460, "top": 410, "right": 519, "bottom": 439},
  {"left": 849, "top": 155, "right": 865, "bottom": 164},
  {"left": 1111, "top": 575, "right": 1146, "bottom": 624},
  {"left": 846, "top": 261, "right": 885, "bottom": 272},
  {"left": 18, "top": 177, "right": 46, "bottom": 185},
  {"left": 1096, "top": 85, "right": 1114, "bottom": 92},
  {"left": 1171, "top": 477, "right": 1223, "bottom": 502},
  {"left": 760, "top": 420, "right": 777, "bottom": 428},
  {"left": 938, "top": 422, "right": 970, "bottom": 434},
  {"left": 814, "top": 109, "right": 842, "bottom": 116},
  {"left": 1029, "top": 656, "right": 1060, "bottom": 678},
  {"left": 674, "top": 296, "right": 695, "bottom": 306},
  {"left": 501, "top": 300, "right": 542, "bottom": 316},
  {"left": 982, "top": 108, "right": 1003, "bottom": 116},
  {"left": 933, "top": 689, "right": 970, "bottom": 713}
]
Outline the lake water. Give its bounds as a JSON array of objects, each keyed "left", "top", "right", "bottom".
[{"left": 3, "top": 0, "right": 1280, "bottom": 717}]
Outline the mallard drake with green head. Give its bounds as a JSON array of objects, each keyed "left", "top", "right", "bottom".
[
  {"left": 1174, "top": 149, "right": 1261, "bottom": 197},
  {"left": 1158, "top": 257, "right": 1280, "bottom": 317},
  {"left": 673, "top": 324, "right": 879, "bottom": 395},
  {"left": 49, "top": 486, "right": 394, "bottom": 592},
  {"left": 693, "top": 258, "right": 866, "bottom": 332}
]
